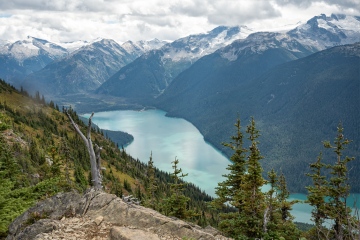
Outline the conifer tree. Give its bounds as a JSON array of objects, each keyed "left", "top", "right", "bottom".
[
  {"left": 306, "top": 153, "right": 328, "bottom": 238},
  {"left": 213, "top": 118, "right": 248, "bottom": 210},
  {"left": 212, "top": 117, "right": 299, "bottom": 239},
  {"left": 162, "top": 157, "right": 191, "bottom": 219},
  {"left": 210, "top": 118, "right": 248, "bottom": 236},
  {"left": 239, "top": 117, "right": 266, "bottom": 239},
  {"left": 145, "top": 152, "right": 157, "bottom": 209},
  {"left": 306, "top": 124, "right": 358, "bottom": 240},
  {"left": 278, "top": 173, "right": 293, "bottom": 221},
  {"left": 324, "top": 124, "right": 356, "bottom": 240},
  {"left": 264, "top": 169, "right": 280, "bottom": 235}
]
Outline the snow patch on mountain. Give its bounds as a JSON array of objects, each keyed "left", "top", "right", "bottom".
[
  {"left": 161, "top": 26, "right": 254, "bottom": 62},
  {"left": 220, "top": 14, "right": 360, "bottom": 62},
  {"left": 288, "top": 14, "right": 360, "bottom": 50},
  {"left": 56, "top": 40, "right": 90, "bottom": 53},
  {"left": 121, "top": 39, "right": 167, "bottom": 58},
  {"left": 0, "top": 36, "right": 68, "bottom": 62}
]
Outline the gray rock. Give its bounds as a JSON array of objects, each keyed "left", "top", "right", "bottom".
[
  {"left": 6, "top": 190, "right": 82, "bottom": 239},
  {"left": 13, "top": 219, "right": 57, "bottom": 240},
  {"left": 6, "top": 189, "right": 230, "bottom": 240},
  {"left": 110, "top": 226, "right": 160, "bottom": 240}
]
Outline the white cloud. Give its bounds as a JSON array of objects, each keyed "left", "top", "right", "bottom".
[{"left": 0, "top": 0, "right": 358, "bottom": 44}]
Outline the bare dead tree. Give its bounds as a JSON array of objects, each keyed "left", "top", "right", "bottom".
[{"left": 66, "top": 110, "right": 102, "bottom": 190}]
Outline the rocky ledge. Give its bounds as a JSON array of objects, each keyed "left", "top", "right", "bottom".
[{"left": 6, "top": 189, "right": 230, "bottom": 240}]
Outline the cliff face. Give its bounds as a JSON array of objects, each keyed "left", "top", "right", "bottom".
[{"left": 6, "top": 189, "right": 229, "bottom": 240}]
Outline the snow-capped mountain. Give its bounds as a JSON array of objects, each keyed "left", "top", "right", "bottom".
[
  {"left": 219, "top": 32, "right": 312, "bottom": 62},
  {"left": 0, "top": 36, "right": 68, "bottom": 86},
  {"left": 22, "top": 39, "right": 139, "bottom": 96},
  {"left": 56, "top": 40, "right": 91, "bottom": 53},
  {"left": 161, "top": 25, "right": 253, "bottom": 62},
  {"left": 288, "top": 14, "right": 360, "bottom": 50},
  {"left": 96, "top": 26, "right": 253, "bottom": 101},
  {"left": 121, "top": 38, "right": 167, "bottom": 58},
  {"left": 219, "top": 14, "right": 360, "bottom": 62},
  {"left": 0, "top": 36, "right": 68, "bottom": 62}
]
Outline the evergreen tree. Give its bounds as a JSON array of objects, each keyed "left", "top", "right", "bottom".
[
  {"left": 239, "top": 117, "right": 266, "bottom": 239},
  {"left": 264, "top": 169, "right": 280, "bottom": 236},
  {"left": 162, "top": 158, "right": 192, "bottom": 219},
  {"left": 210, "top": 118, "right": 248, "bottom": 237},
  {"left": 145, "top": 152, "right": 157, "bottom": 209},
  {"left": 277, "top": 173, "right": 293, "bottom": 222},
  {"left": 306, "top": 153, "right": 328, "bottom": 238},
  {"left": 324, "top": 124, "right": 356, "bottom": 240},
  {"left": 212, "top": 118, "right": 300, "bottom": 239},
  {"left": 212, "top": 118, "right": 248, "bottom": 210},
  {"left": 212, "top": 117, "right": 266, "bottom": 238},
  {"left": 306, "top": 124, "right": 358, "bottom": 240}
]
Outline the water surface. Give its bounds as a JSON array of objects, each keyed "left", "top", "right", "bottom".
[
  {"left": 84, "top": 109, "right": 360, "bottom": 224},
  {"left": 85, "top": 109, "right": 230, "bottom": 197}
]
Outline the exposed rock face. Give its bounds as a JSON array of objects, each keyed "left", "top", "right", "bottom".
[{"left": 6, "top": 189, "right": 230, "bottom": 240}]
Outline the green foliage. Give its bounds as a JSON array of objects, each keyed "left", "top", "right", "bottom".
[
  {"left": 156, "top": 43, "right": 360, "bottom": 194},
  {"left": 306, "top": 123, "right": 358, "bottom": 239},
  {"left": 0, "top": 179, "right": 35, "bottom": 238},
  {"left": 162, "top": 158, "right": 193, "bottom": 219},
  {"left": 0, "top": 79, "right": 216, "bottom": 236},
  {"left": 212, "top": 118, "right": 300, "bottom": 239},
  {"left": 144, "top": 152, "right": 157, "bottom": 209},
  {"left": 123, "top": 179, "right": 132, "bottom": 193}
]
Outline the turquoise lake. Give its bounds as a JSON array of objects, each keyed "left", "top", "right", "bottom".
[{"left": 84, "top": 109, "right": 360, "bottom": 224}]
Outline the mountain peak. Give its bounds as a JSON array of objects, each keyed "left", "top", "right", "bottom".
[{"left": 288, "top": 13, "right": 360, "bottom": 50}]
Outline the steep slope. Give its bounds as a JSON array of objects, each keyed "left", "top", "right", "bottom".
[
  {"left": 288, "top": 14, "right": 360, "bottom": 50},
  {"left": 22, "top": 39, "right": 136, "bottom": 96},
  {"left": 157, "top": 43, "right": 360, "bottom": 192},
  {"left": 157, "top": 31, "right": 316, "bottom": 109},
  {"left": 56, "top": 40, "right": 91, "bottom": 53},
  {"left": 96, "top": 14, "right": 360, "bottom": 104},
  {"left": 96, "top": 26, "right": 253, "bottom": 103},
  {"left": 0, "top": 80, "right": 214, "bottom": 237},
  {"left": 121, "top": 38, "right": 167, "bottom": 59},
  {"left": 0, "top": 36, "right": 68, "bottom": 87}
]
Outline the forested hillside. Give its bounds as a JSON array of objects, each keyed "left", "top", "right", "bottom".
[
  {"left": 0, "top": 80, "right": 213, "bottom": 238},
  {"left": 156, "top": 42, "right": 360, "bottom": 192}
]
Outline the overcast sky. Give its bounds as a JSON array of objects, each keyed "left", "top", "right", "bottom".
[{"left": 0, "top": 0, "right": 359, "bottom": 44}]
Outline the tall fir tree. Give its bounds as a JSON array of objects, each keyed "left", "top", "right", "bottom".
[
  {"left": 211, "top": 118, "right": 248, "bottom": 237},
  {"left": 162, "top": 158, "right": 191, "bottom": 219},
  {"left": 306, "top": 123, "right": 358, "bottom": 240},
  {"left": 306, "top": 153, "right": 328, "bottom": 238},
  {"left": 212, "top": 117, "right": 300, "bottom": 239},
  {"left": 239, "top": 117, "right": 266, "bottom": 239},
  {"left": 145, "top": 152, "right": 157, "bottom": 209},
  {"left": 324, "top": 124, "right": 356, "bottom": 240},
  {"left": 264, "top": 169, "right": 280, "bottom": 236}
]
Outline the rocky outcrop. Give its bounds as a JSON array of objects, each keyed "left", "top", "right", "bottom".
[{"left": 6, "top": 189, "right": 230, "bottom": 240}]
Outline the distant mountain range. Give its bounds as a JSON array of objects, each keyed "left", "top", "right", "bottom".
[
  {"left": 0, "top": 37, "right": 166, "bottom": 92},
  {"left": 0, "top": 36, "right": 68, "bottom": 86},
  {"left": 0, "top": 13, "right": 359, "bottom": 192},
  {"left": 96, "top": 26, "right": 254, "bottom": 101}
]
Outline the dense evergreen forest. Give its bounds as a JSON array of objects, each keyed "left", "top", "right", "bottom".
[{"left": 0, "top": 79, "right": 358, "bottom": 239}]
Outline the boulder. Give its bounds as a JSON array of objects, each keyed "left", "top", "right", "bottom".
[{"left": 6, "top": 189, "right": 231, "bottom": 240}]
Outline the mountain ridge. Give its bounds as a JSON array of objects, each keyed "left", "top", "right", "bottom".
[{"left": 156, "top": 42, "right": 360, "bottom": 192}]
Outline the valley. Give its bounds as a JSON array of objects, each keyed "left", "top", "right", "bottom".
[
  {"left": 82, "top": 109, "right": 360, "bottom": 224},
  {"left": 1, "top": 14, "right": 359, "bottom": 193},
  {"left": 1, "top": 11, "right": 360, "bottom": 239}
]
